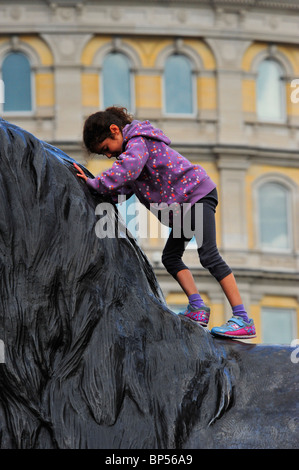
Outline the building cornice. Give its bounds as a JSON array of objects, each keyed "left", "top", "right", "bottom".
[
  {"left": 198, "top": 0, "right": 299, "bottom": 10},
  {"left": 0, "top": 1, "right": 298, "bottom": 46},
  {"left": 174, "top": 143, "right": 299, "bottom": 166},
  {"left": 40, "top": 0, "right": 299, "bottom": 11}
]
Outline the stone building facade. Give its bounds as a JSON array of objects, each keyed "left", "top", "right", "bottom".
[{"left": 1, "top": 0, "right": 299, "bottom": 343}]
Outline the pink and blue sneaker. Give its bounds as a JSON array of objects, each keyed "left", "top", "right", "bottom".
[
  {"left": 211, "top": 316, "right": 256, "bottom": 339},
  {"left": 179, "top": 304, "right": 210, "bottom": 327}
]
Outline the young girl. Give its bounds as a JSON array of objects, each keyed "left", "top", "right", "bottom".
[{"left": 74, "top": 106, "right": 256, "bottom": 340}]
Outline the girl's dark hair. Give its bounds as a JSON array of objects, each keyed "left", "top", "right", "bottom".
[{"left": 83, "top": 106, "right": 134, "bottom": 154}]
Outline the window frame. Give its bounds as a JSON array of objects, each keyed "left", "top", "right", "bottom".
[
  {"left": 256, "top": 58, "right": 286, "bottom": 124},
  {"left": 0, "top": 50, "right": 35, "bottom": 116},
  {"left": 261, "top": 306, "right": 297, "bottom": 344},
  {"left": 256, "top": 181, "right": 292, "bottom": 253},
  {"left": 162, "top": 53, "right": 197, "bottom": 118},
  {"left": 100, "top": 51, "right": 135, "bottom": 114}
]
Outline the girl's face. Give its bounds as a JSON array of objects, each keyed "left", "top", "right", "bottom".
[{"left": 97, "top": 124, "right": 123, "bottom": 159}]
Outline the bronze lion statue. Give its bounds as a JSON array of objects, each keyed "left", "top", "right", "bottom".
[{"left": 0, "top": 119, "right": 297, "bottom": 449}]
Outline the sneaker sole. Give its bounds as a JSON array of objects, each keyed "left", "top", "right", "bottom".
[
  {"left": 211, "top": 331, "right": 256, "bottom": 339},
  {"left": 178, "top": 313, "right": 208, "bottom": 327}
]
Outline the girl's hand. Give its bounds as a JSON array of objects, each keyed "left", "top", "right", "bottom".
[{"left": 74, "top": 163, "right": 88, "bottom": 182}]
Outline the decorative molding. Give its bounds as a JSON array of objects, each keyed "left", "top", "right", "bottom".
[
  {"left": 155, "top": 40, "right": 204, "bottom": 71},
  {"left": 90, "top": 37, "right": 142, "bottom": 71},
  {"left": 0, "top": 37, "right": 41, "bottom": 67},
  {"left": 0, "top": 1, "right": 298, "bottom": 44},
  {"left": 249, "top": 45, "right": 294, "bottom": 76}
]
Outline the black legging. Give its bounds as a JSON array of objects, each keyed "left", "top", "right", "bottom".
[{"left": 161, "top": 188, "right": 232, "bottom": 282}]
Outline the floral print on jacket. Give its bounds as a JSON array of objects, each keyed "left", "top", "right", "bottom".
[{"left": 86, "top": 120, "right": 216, "bottom": 225}]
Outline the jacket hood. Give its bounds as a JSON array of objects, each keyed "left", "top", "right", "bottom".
[{"left": 122, "top": 120, "right": 171, "bottom": 146}]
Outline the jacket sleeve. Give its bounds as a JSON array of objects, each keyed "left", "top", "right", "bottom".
[{"left": 86, "top": 136, "right": 149, "bottom": 196}]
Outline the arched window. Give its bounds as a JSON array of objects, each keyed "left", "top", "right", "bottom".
[
  {"left": 261, "top": 307, "right": 296, "bottom": 344},
  {"left": 256, "top": 59, "right": 285, "bottom": 122},
  {"left": 102, "top": 52, "right": 132, "bottom": 111},
  {"left": 2, "top": 52, "right": 32, "bottom": 112},
  {"left": 164, "top": 54, "right": 194, "bottom": 115},
  {"left": 258, "top": 182, "right": 291, "bottom": 250}
]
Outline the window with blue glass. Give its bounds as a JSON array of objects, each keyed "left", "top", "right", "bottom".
[
  {"left": 117, "top": 195, "right": 139, "bottom": 239},
  {"left": 102, "top": 52, "right": 132, "bottom": 111},
  {"left": 164, "top": 54, "right": 194, "bottom": 115},
  {"left": 262, "top": 307, "right": 296, "bottom": 344},
  {"left": 2, "top": 52, "right": 32, "bottom": 112},
  {"left": 256, "top": 59, "right": 285, "bottom": 122},
  {"left": 258, "top": 182, "right": 291, "bottom": 251}
]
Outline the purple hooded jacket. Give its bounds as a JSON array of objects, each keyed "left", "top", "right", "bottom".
[{"left": 86, "top": 120, "right": 216, "bottom": 224}]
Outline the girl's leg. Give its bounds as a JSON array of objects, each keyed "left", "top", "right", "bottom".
[
  {"left": 161, "top": 224, "right": 206, "bottom": 310},
  {"left": 161, "top": 214, "right": 209, "bottom": 325},
  {"left": 219, "top": 272, "right": 250, "bottom": 321},
  {"left": 196, "top": 192, "right": 256, "bottom": 336},
  {"left": 219, "top": 272, "right": 242, "bottom": 308},
  {"left": 176, "top": 269, "right": 199, "bottom": 297},
  {"left": 162, "top": 189, "right": 255, "bottom": 336},
  {"left": 196, "top": 195, "right": 249, "bottom": 321}
]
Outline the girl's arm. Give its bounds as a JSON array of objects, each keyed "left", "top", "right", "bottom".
[
  {"left": 74, "top": 163, "right": 134, "bottom": 203},
  {"left": 77, "top": 137, "right": 149, "bottom": 196}
]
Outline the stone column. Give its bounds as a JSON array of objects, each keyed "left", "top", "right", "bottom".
[
  {"left": 217, "top": 152, "right": 250, "bottom": 251},
  {"left": 42, "top": 33, "right": 91, "bottom": 142},
  {"left": 206, "top": 38, "right": 251, "bottom": 145}
]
